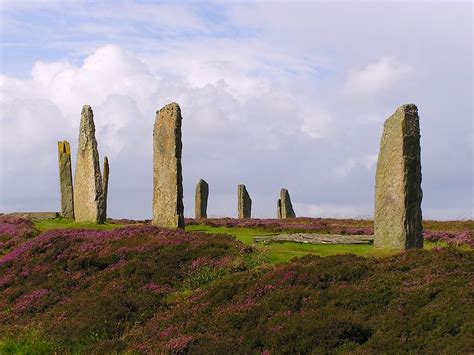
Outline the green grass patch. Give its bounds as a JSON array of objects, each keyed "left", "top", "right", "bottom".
[
  {"left": 186, "top": 224, "right": 469, "bottom": 264},
  {"left": 0, "top": 330, "right": 56, "bottom": 354},
  {"left": 185, "top": 224, "right": 276, "bottom": 245},
  {"left": 34, "top": 218, "right": 122, "bottom": 232}
]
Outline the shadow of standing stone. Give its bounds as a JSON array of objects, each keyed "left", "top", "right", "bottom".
[
  {"left": 374, "top": 104, "right": 423, "bottom": 249},
  {"left": 152, "top": 102, "right": 185, "bottom": 229},
  {"left": 57, "top": 140, "right": 74, "bottom": 219}
]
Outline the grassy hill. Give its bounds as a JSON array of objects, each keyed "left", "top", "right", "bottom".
[{"left": 0, "top": 216, "right": 473, "bottom": 353}]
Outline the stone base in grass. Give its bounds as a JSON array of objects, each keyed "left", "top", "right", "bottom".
[{"left": 254, "top": 233, "right": 374, "bottom": 245}]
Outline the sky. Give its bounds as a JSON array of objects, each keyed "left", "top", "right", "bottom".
[{"left": 0, "top": 0, "right": 472, "bottom": 220}]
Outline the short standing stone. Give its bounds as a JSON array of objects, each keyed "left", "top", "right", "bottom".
[
  {"left": 100, "top": 156, "right": 109, "bottom": 222},
  {"left": 279, "top": 188, "right": 296, "bottom": 219},
  {"left": 73, "top": 105, "right": 105, "bottom": 224},
  {"left": 277, "top": 199, "right": 282, "bottom": 219},
  {"left": 238, "top": 184, "right": 252, "bottom": 219},
  {"left": 153, "top": 102, "right": 185, "bottom": 229},
  {"left": 374, "top": 104, "right": 423, "bottom": 249},
  {"left": 57, "top": 140, "right": 74, "bottom": 219},
  {"left": 195, "top": 179, "right": 209, "bottom": 219}
]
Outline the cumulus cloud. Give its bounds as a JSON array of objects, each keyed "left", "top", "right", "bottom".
[
  {"left": 344, "top": 57, "right": 413, "bottom": 98},
  {"left": 1, "top": 1, "right": 472, "bottom": 220}
]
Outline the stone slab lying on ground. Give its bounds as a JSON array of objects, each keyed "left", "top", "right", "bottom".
[
  {"left": 254, "top": 233, "right": 374, "bottom": 245},
  {"left": 1, "top": 212, "right": 60, "bottom": 220}
]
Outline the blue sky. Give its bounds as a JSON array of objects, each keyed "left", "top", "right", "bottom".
[{"left": 1, "top": 0, "right": 472, "bottom": 219}]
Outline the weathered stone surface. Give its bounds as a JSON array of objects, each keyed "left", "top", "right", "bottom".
[
  {"left": 73, "top": 105, "right": 105, "bottom": 224},
  {"left": 195, "top": 179, "right": 209, "bottom": 219},
  {"left": 374, "top": 104, "right": 423, "bottom": 249},
  {"left": 279, "top": 188, "right": 296, "bottom": 219},
  {"left": 255, "top": 233, "right": 374, "bottom": 245},
  {"left": 238, "top": 184, "right": 252, "bottom": 219},
  {"left": 100, "top": 156, "right": 109, "bottom": 222},
  {"left": 152, "top": 102, "right": 184, "bottom": 229},
  {"left": 57, "top": 140, "right": 74, "bottom": 218},
  {"left": 277, "top": 199, "right": 282, "bottom": 219}
]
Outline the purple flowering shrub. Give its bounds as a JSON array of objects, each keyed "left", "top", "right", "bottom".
[
  {"left": 186, "top": 217, "right": 374, "bottom": 235},
  {"left": 423, "top": 230, "right": 474, "bottom": 248},
  {"left": 187, "top": 217, "right": 474, "bottom": 248},
  {"left": 0, "top": 216, "right": 39, "bottom": 256},
  {"left": 125, "top": 249, "right": 474, "bottom": 353},
  {"left": 0, "top": 225, "right": 250, "bottom": 351}
]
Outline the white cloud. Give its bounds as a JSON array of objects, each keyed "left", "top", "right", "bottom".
[
  {"left": 333, "top": 154, "right": 378, "bottom": 178},
  {"left": 344, "top": 57, "right": 413, "bottom": 98},
  {"left": 1, "top": 1, "right": 472, "bottom": 220}
]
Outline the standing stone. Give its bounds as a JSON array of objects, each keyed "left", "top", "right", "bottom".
[
  {"left": 238, "top": 184, "right": 252, "bottom": 219},
  {"left": 195, "top": 179, "right": 209, "bottom": 219},
  {"left": 100, "top": 156, "right": 109, "bottom": 222},
  {"left": 277, "top": 199, "right": 282, "bottom": 219},
  {"left": 73, "top": 105, "right": 105, "bottom": 224},
  {"left": 153, "top": 102, "right": 184, "bottom": 229},
  {"left": 374, "top": 104, "right": 423, "bottom": 249},
  {"left": 279, "top": 188, "right": 296, "bottom": 219},
  {"left": 57, "top": 140, "right": 74, "bottom": 219}
]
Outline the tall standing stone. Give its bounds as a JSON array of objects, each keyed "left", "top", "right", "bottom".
[
  {"left": 195, "top": 179, "right": 209, "bottom": 219},
  {"left": 153, "top": 102, "right": 184, "bottom": 229},
  {"left": 374, "top": 104, "right": 423, "bottom": 249},
  {"left": 73, "top": 105, "right": 105, "bottom": 224},
  {"left": 100, "top": 156, "right": 109, "bottom": 222},
  {"left": 57, "top": 140, "right": 74, "bottom": 219},
  {"left": 238, "top": 184, "right": 252, "bottom": 219},
  {"left": 278, "top": 188, "right": 296, "bottom": 219}
]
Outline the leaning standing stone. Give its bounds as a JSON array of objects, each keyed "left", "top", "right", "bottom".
[
  {"left": 279, "top": 188, "right": 296, "bottom": 219},
  {"left": 374, "top": 104, "right": 423, "bottom": 249},
  {"left": 152, "top": 102, "right": 185, "bottom": 229},
  {"left": 57, "top": 140, "right": 74, "bottom": 219},
  {"left": 73, "top": 105, "right": 105, "bottom": 224},
  {"left": 195, "top": 179, "right": 209, "bottom": 219},
  {"left": 238, "top": 184, "right": 252, "bottom": 219}
]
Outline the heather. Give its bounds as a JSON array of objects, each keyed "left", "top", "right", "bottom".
[
  {"left": 1, "top": 218, "right": 473, "bottom": 353},
  {"left": 0, "top": 224, "right": 251, "bottom": 352},
  {"left": 185, "top": 217, "right": 374, "bottom": 235},
  {"left": 0, "top": 216, "right": 39, "bottom": 256},
  {"left": 186, "top": 217, "right": 474, "bottom": 249},
  {"left": 125, "top": 249, "right": 474, "bottom": 353}
]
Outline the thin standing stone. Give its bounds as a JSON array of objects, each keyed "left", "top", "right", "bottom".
[
  {"left": 374, "top": 104, "right": 423, "bottom": 249},
  {"left": 73, "top": 105, "right": 105, "bottom": 223},
  {"left": 238, "top": 184, "right": 252, "bottom": 219},
  {"left": 152, "top": 102, "right": 185, "bottom": 229},
  {"left": 57, "top": 140, "right": 74, "bottom": 218},
  {"left": 195, "top": 179, "right": 209, "bottom": 219},
  {"left": 100, "top": 156, "right": 109, "bottom": 222},
  {"left": 277, "top": 199, "right": 282, "bottom": 219}
]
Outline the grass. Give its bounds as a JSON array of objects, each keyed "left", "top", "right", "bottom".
[
  {"left": 31, "top": 219, "right": 468, "bottom": 265},
  {"left": 187, "top": 224, "right": 399, "bottom": 263},
  {"left": 185, "top": 224, "right": 276, "bottom": 245},
  {"left": 0, "top": 331, "right": 56, "bottom": 354},
  {"left": 34, "top": 218, "right": 122, "bottom": 232}
]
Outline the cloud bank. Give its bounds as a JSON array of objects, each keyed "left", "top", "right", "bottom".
[{"left": 0, "top": 1, "right": 472, "bottom": 220}]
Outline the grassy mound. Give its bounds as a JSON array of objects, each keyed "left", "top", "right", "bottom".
[{"left": 1, "top": 217, "right": 473, "bottom": 353}]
